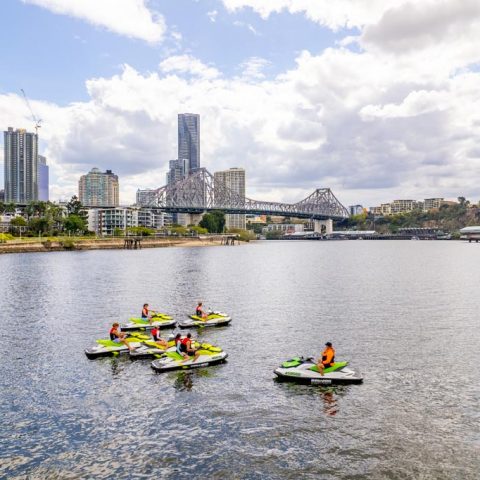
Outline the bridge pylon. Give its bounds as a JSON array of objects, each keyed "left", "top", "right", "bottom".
[{"left": 314, "top": 219, "right": 333, "bottom": 235}]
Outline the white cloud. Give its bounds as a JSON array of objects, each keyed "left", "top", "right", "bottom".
[
  {"left": 233, "top": 20, "right": 260, "bottom": 36},
  {"left": 207, "top": 10, "right": 218, "bottom": 22},
  {"left": 222, "top": 0, "right": 409, "bottom": 30},
  {"left": 239, "top": 57, "right": 270, "bottom": 79},
  {"left": 159, "top": 55, "right": 220, "bottom": 80},
  {"left": 22, "top": 0, "right": 166, "bottom": 43}
]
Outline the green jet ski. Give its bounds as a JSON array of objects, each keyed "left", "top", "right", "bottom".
[
  {"left": 130, "top": 336, "right": 224, "bottom": 361},
  {"left": 151, "top": 344, "right": 227, "bottom": 372},
  {"left": 84, "top": 332, "right": 150, "bottom": 359},
  {"left": 120, "top": 312, "right": 176, "bottom": 332},
  {"left": 274, "top": 356, "right": 363, "bottom": 385},
  {"left": 177, "top": 310, "right": 231, "bottom": 328}
]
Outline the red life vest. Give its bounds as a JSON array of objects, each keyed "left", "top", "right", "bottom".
[
  {"left": 110, "top": 327, "right": 119, "bottom": 340},
  {"left": 181, "top": 337, "right": 190, "bottom": 346},
  {"left": 151, "top": 327, "right": 158, "bottom": 338}
]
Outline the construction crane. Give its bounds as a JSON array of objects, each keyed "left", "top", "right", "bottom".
[{"left": 20, "top": 88, "right": 42, "bottom": 135}]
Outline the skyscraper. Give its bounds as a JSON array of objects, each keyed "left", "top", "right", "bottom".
[
  {"left": 214, "top": 168, "right": 246, "bottom": 230},
  {"left": 4, "top": 127, "right": 38, "bottom": 203},
  {"left": 166, "top": 158, "right": 189, "bottom": 185},
  {"left": 37, "top": 155, "right": 49, "bottom": 201},
  {"left": 79, "top": 168, "right": 119, "bottom": 207},
  {"left": 178, "top": 113, "right": 200, "bottom": 174}
]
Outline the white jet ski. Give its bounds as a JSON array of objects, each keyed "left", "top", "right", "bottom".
[
  {"left": 120, "top": 313, "right": 176, "bottom": 332},
  {"left": 274, "top": 357, "right": 363, "bottom": 385},
  {"left": 84, "top": 332, "right": 150, "bottom": 359},
  {"left": 151, "top": 345, "right": 228, "bottom": 372},
  {"left": 177, "top": 311, "right": 231, "bottom": 328}
]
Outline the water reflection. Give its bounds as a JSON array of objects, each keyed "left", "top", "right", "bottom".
[
  {"left": 319, "top": 388, "right": 338, "bottom": 416},
  {"left": 173, "top": 372, "right": 193, "bottom": 391}
]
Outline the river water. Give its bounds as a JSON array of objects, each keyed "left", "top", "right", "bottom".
[{"left": 0, "top": 241, "right": 479, "bottom": 479}]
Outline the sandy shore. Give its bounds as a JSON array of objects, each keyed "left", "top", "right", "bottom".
[{"left": 0, "top": 236, "right": 233, "bottom": 255}]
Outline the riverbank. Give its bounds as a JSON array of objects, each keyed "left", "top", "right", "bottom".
[{"left": 0, "top": 235, "right": 235, "bottom": 254}]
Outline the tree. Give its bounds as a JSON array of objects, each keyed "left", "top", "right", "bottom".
[
  {"left": 170, "top": 225, "right": 187, "bottom": 236},
  {"left": 64, "top": 214, "right": 87, "bottom": 234},
  {"left": 66, "top": 196, "right": 87, "bottom": 221},
  {"left": 28, "top": 217, "right": 51, "bottom": 234},
  {"left": 126, "top": 226, "right": 154, "bottom": 236},
  {"left": 5, "top": 203, "right": 16, "bottom": 214},
  {"left": 9, "top": 216, "right": 27, "bottom": 236},
  {"left": 199, "top": 211, "right": 226, "bottom": 233},
  {"left": 189, "top": 225, "right": 208, "bottom": 235},
  {"left": 10, "top": 216, "right": 27, "bottom": 227},
  {"left": 265, "top": 230, "right": 284, "bottom": 239}
]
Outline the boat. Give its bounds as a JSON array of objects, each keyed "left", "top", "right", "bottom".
[
  {"left": 274, "top": 356, "right": 363, "bottom": 385},
  {"left": 177, "top": 311, "right": 232, "bottom": 328},
  {"left": 120, "top": 313, "right": 176, "bottom": 332},
  {"left": 129, "top": 338, "right": 175, "bottom": 360},
  {"left": 151, "top": 344, "right": 227, "bottom": 372},
  {"left": 84, "top": 332, "right": 150, "bottom": 359}
]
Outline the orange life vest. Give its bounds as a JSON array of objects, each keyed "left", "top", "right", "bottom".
[{"left": 322, "top": 347, "right": 335, "bottom": 366}]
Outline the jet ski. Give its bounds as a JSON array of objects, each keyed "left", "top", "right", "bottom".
[
  {"left": 129, "top": 339, "right": 175, "bottom": 360},
  {"left": 84, "top": 332, "right": 150, "bottom": 359},
  {"left": 177, "top": 311, "right": 232, "bottom": 328},
  {"left": 274, "top": 357, "right": 363, "bottom": 385},
  {"left": 120, "top": 313, "right": 176, "bottom": 332},
  {"left": 151, "top": 343, "right": 227, "bottom": 372}
]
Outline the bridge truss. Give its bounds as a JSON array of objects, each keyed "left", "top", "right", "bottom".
[{"left": 146, "top": 168, "right": 349, "bottom": 220}]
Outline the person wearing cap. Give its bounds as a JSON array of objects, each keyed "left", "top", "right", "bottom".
[{"left": 317, "top": 342, "right": 336, "bottom": 376}]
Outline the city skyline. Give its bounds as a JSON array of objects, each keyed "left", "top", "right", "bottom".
[{"left": 1, "top": 1, "right": 480, "bottom": 207}]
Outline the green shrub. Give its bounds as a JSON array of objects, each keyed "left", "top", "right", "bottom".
[
  {"left": 60, "top": 239, "right": 75, "bottom": 250},
  {"left": 227, "top": 228, "right": 256, "bottom": 242},
  {"left": 0, "top": 233, "right": 14, "bottom": 243}
]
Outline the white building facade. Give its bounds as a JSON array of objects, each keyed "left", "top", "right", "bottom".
[{"left": 214, "top": 167, "right": 246, "bottom": 230}]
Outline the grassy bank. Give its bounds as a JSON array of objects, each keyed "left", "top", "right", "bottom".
[{"left": 0, "top": 235, "right": 236, "bottom": 255}]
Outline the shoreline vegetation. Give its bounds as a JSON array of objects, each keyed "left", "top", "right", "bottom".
[{"left": 0, "top": 235, "right": 243, "bottom": 255}]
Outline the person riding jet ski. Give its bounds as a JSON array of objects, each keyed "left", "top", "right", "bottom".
[
  {"left": 109, "top": 322, "right": 135, "bottom": 351},
  {"left": 151, "top": 326, "right": 168, "bottom": 349},
  {"left": 177, "top": 333, "right": 200, "bottom": 362},
  {"left": 195, "top": 302, "right": 208, "bottom": 320},
  {"left": 317, "top": 342, "right": 335, "bottom": 376}
]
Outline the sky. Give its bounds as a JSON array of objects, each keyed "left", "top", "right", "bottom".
[{"left": 1, "top": 0, "right": 480, "bottom": 207}]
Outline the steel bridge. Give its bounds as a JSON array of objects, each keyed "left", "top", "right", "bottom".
[{"left": 145, "top": 168, "right": 349, "bottom": 221}]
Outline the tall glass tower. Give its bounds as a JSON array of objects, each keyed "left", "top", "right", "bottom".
[
  {"left": 38, "top": 155, "right": 49, "bottom": 201},
  {"left": 4, "top": 127, "right": 38, "bottom": 203},
  {"left": 178, "top": 113, "right": 200, "bottom": 174}
]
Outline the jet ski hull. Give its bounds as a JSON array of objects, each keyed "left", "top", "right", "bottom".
[
  {"left": 85, "top": 341, "right": 144, "bottom": 359},
  {"left": 129, "top": 346, "right": 168, "bottom": 360},
  {"left": 274, "top": 360, "right": 363, "bottom": 385},
  {"left": 151, "top": 352, "right": 228, "bottom": 372},
  {"left": 178, "top": 315, "right": 231, "bottom": 328},
  {"left": 120, "top": 318, "right": 176, "bottom": 332}
]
